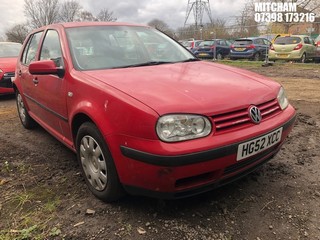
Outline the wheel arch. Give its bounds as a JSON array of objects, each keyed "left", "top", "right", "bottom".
[{"left": 71, "top": 112, "right": 96, "bottom": 146}]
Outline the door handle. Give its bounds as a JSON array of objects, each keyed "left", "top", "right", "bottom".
[
  {"left": 33, "top": 78, "right": 39, "bottom": 85},
  {"left": 18, "top": 70, "right": 22, "bottom": 77}
]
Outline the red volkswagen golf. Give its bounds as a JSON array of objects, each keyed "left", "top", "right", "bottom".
[{"left": 13, "top": 22, "right": 296, "bottom": 201}]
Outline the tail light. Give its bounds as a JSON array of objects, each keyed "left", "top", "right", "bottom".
[
  {"left": 293, "top": 43, "right": 303, "bottom": 50},
  {"left": 316, "top": 42, "right": 320, "bottom": 47},
  {"left": 270, "top": 45, "right": 275, "bottom": 50},
  {"left": 210, "top": 45, "right": 216, "bottom": 49},
  {"left": 248, "top": 44, "right": 255, "bottom": 49},
  {"left": 230, "top": 45, "right": 234, "bottom": 49}
]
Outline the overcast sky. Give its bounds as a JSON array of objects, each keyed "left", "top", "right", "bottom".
[{"left": 0, "top": 0, "right": 246, "bottom": 39}]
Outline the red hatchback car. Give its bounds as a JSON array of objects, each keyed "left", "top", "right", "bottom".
[
  {"left": 0, "top": 42, "right": 22, "bottom": 95},
  {"left": 13, "top": 22, "right": 296, "bottom": 201}
]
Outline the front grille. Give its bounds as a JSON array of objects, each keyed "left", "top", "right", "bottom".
[
  {"left": 211, "top": 99, "right": 281, "bottom": 134},
  {"left": 0, "top": 72, "right": 14, "bottom": 88}
]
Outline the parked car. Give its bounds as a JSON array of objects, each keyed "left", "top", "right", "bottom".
[
  {"left": 0, "top": 42, "right": 22, "bottom": 95},
  {"left": 230, "top": 37, "right": 271, "bottom": 61},
  {"left": 13, "top": 22, "right": 296, "bottom": 202},
  {"left": 180, "top": 39, "right": 202, "bottom": 53},
  {"left": 193, "top": 39, "right": 232, "bottom": 59},
  {"left": 314, "top": 35, "right": 320, "bottom": 63},
  {"left": 269, "top": 35, "right": 317, "bottom": 63}
]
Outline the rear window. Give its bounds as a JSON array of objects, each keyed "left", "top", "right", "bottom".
[
  {"left": 274, "top": 37, "right": 301, "bottom": 45},
  {"left": 199, "top": 40, "right": 215, "bottom": 47},
  {"left": 233, "top": 40, "right": 253, "bottom": 45}
]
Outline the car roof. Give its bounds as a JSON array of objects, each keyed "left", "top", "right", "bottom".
[
  {"left": 234, "top": 37, "right": 263, "bottom": 40},
  {"left": 30, "top": 21, "right": 149, "bottom": 33}
]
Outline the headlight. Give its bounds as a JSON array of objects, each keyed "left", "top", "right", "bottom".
[
  {"left": 156, "top": 114, "right": 212, "bottom": 142},
  {"left": 277, "top": 87, "right": 289, "bottom": 110}
]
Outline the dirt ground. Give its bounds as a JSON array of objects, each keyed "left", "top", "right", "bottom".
[{"left": 0, "top": 62, "right": 320, "bottom": 240}]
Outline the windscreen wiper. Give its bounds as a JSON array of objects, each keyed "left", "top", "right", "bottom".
[{"left": 120, "top": 61, "right": 172, "bottom": 68}]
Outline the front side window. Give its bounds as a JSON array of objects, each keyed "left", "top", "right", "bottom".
[
  {"left": 40, "top": 30, "right": 63, "bottom": 67},
  {"left": 21, "top": 31, "right": 43, "bottom": 65},
  {"left": 66, "top": 26, "right": 195, "bottom": 70}
]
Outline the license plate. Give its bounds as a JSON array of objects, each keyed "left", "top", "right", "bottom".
[
  {"left": 234, "top": 47, "right": 246, "bottom": 51},
  {"left": 236, "top": 128, "right": 283, "bottom": 161},
  {"left": 199, "top": 53, "right": 208, "bottom": 56},
  {"left": 277, "top": 54, "right": 288, "bottom": 57}
]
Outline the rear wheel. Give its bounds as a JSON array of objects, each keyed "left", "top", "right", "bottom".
[
  {"left": 253, "top": 53, "right": 260, "bottom": 61},
  {"left": 216, "top": 53, "right": 223, "bottom": 60},
  {"left": 16, "top": 90, "right": 36, "bottom": 129},
  {"left": 76, "top": 122, "right": 125, "bottom": 202}
]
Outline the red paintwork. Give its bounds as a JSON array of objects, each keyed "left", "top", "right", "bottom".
[
  {"left": 0, "top": 57, "right": 17, "bottom": 94},
  {"left": 13, "top": 22, "right": 296, "bottom": 197}
]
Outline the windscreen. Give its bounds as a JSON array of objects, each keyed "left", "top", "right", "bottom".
[
  {"left": 66, "top": 26, "right": 195, "bottom": 70},
  {"left": 0, "top": 43, "right": 22, "bottom": 58}
]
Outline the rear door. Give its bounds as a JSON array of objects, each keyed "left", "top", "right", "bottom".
[
  {"left": 305, "top": 37, "right": 316, "bottom": 58},
  {"left": 18, "top": 31, "right": 44, "bottom": 114},
  {"left": 254, "top": 38, "right": 268, "bottom": 57}
]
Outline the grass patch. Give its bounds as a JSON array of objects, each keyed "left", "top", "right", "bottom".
[
  {"left": 0, "top": 186, "right": 62, "bottom": 240},
  {"left": 217, "top": 59, "right": 320, "bottom": 70}
]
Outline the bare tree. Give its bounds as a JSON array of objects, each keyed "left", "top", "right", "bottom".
[
  {"left": 77, "top": 10, "right": 97, "bottom": 21},
  {"left": 148, "top": 19, "right": 174, "bottom": 36},
  {"left": 59, "top": 0, "right": 82, "bottom": 22},
  {"left": 96, "top": 8, "right": 117, "bottom": 22},
  {"left": 234, "top": 0, "right": 259, "bottom": 38},
  {"left": 24, "top": 0, "right": 60, "bottom": 28},
  {"left": 5, "top": 24, "right": 30, "bottom": 43}
]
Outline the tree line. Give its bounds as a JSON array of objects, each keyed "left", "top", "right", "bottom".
[{"left": 5, "top": 0, "right": 117, "bottom": 43}]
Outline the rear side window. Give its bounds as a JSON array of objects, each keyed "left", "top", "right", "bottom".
[
  {"left": 274, "top": 37, "right": 301, "bottom": 45},
  {"left": 254, "top": 39, "right": 264, "bottom": 45},
  {"left": 21, "top": 31, "right": 43, "bottom": 65}
]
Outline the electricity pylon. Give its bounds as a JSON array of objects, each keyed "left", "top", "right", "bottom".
[{"left": 184, "top": 0, "right": 213, "bottom": 29}]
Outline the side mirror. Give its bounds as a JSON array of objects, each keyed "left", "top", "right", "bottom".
[{"left": 29, "top": 60, "right": 65, "bottom": 78}]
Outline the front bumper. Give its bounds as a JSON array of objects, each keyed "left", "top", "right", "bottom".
[
  {"left": 109, "top": 106, "right": 296, "bottom": 199},
  {"left": 0, "top": 72, "right": 15, "bottom": 94}
]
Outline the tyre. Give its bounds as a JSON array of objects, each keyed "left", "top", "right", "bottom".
[
  {"left": 300, "top": 53, "right": 306, "bottom": 63},
  {"left": 216, "top": 53, "right": 223, "bottom": 60},
  {"left": 253, "top": 53, "right": 260, "bottom": 61},
  {"left": 16, "top": 90, "right": 36, "bottom": 129},
  {"left": 76, "top": 122, "right": 125, "bottom": 202}
]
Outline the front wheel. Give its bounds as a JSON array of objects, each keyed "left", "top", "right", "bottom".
[
  {"left": 16, "top": 90, "right": 36, "bottom": 129},
  {"left": 76, "top": 122, "right": 125, "bottom": 202}
]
